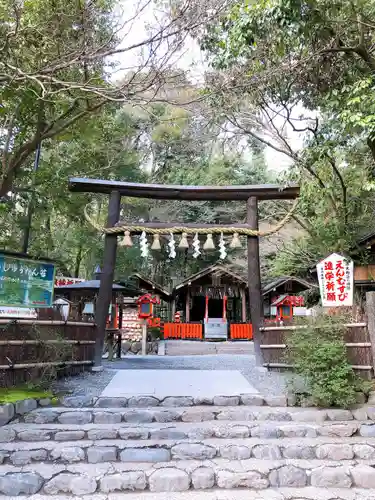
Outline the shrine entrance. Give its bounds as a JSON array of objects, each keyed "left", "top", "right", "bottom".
[
  {"left": 207, "top": 298, "right": 223, "bottom": 319},
  {"left": 190, "top": 297, "right": 206, "bottom": 322},
  {"left": 68, "top": 177, "right": 299, "bottom": 366}
]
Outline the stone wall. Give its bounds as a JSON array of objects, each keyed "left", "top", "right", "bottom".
[{"left": 121, "top": 340, "right": 158, "bottom": 355}]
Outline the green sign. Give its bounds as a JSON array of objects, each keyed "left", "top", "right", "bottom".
[{"left": 0, "top": 254, "right": 55, "bottom": 307}]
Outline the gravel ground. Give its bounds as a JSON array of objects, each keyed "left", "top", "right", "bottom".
[
  {"left": 54, "top": 354, "right": 303, "bottom": 397},
  {"left": 53, "top": 369, "right": 117, "bottom": 398}
]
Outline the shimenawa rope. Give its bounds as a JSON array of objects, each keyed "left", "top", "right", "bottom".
[{"left": 84, "top": 198, "right": 298, "bottom": 238}]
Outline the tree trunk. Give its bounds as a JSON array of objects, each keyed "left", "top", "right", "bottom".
[{"left": 74, "top": 244, "right": 83, "bottom": 278}]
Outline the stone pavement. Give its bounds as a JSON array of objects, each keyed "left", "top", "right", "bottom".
[
  {"left": 101, "top": 354, "right": 290, "bottom": 396},
  {"left": 9, "top": 490, "right": 375, "bottom": 500},
  {"left": 100, "top": 369, "right": 258, "bottom": 398}
]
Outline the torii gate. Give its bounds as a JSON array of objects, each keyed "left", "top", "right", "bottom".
[{"left": 68, "top": 178, "right": 299, "bottom": 367}]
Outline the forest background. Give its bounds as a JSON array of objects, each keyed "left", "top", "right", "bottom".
[{"left": 1, "top": 0, "right": 375, "bottom": 288}]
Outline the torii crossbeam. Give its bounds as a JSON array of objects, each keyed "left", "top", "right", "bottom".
[{"left": 69, "top": 177, "right": 300, "bottom": 367}]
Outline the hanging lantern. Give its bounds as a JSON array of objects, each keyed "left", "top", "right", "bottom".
[
  {"left": 151, "top": 234, "right": 161, "bottom": 251},
  {"left": 203, "top": 233, "right": 215, "bottom": 251},
  {"left": 192, "top": 233, "right": 201, "bottom": 258},
  {"left": 178, "top": 232, "right": 189, "bottom": 249},
  {"left": 139, "top": 231, "right": 149, "bottom": 258},
  {"left": 168, "top": 233, "right": 176, "bottom": 258},
  {"left": 119, "top": 230, "right": 133, "bottom": 247},
  {"left": 218, "top": 232, "right": 227, "bottom": 259},
  {"left": 229, "top": 232, "right": 242, "bottom": 249}
]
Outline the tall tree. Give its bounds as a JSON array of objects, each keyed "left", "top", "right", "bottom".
[
  {"left": 0, "top": 0, "right": 220, "bottom": 196},
  {"left": 196, "top": 0, "right": 375, "bottom": 274}
]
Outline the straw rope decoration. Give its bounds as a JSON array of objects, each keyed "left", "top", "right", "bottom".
[{"left": 84, "top": 198, "right": 299, "bottom": 238}]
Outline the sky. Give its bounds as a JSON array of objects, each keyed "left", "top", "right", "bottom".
[{"left": 112, "top": 0, "right": 307, "bottom": 172}]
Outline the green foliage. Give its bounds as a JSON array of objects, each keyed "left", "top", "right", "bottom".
[
  {"left": 0, "top": 0, "right": 118, "bottom": 194},
  {"left": 147, "top": 327, "right": 162, "bottom": 340},
  {"left": 1, "top": 94, "right": 272, "bottom": 287},
  {"left": 271, "top": 159, "right": 375, "bottom": 275},
  {"left": 198, "top": 0, "right": 375, "bottom": 277},
  {"left": 287, "top": 315, "right": 366, "bottom": 408},
  {"left": 0, "top": 387, "right": 53, "bottom": 404}
]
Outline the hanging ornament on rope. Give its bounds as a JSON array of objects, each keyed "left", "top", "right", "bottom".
[
  {"left": 229, "top": 232, "right": 242, "bottom": 249},
  {"left": 168, "top": 233, "right": 176, "bottom": 258},
  {"left": 178, "top": 232, "right": 189, "bottom": 249},
  {"left": 119, "top": 231, "right": 133, "bottom": 247},
  {"left": 203, "top": 233, "right": 215, "bottom": 251},
  {"left": 192, "top": 233, "right": 201, "bottom": 258},
  {"left": 151, "top": 234, "right": 161, "bottom": 251},
  {"left": 139, "top": 231, "right": 149, "bottom": 258},
  {"left": 219, "top": 232, "right": 227, "bottom": 259}
]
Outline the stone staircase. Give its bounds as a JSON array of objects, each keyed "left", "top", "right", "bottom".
[
  {"left": 1, "top": 395, "right": 375, "bottom": 498},
  {"left": 165, "top": 340, "right": 255, "bottom": 355}
]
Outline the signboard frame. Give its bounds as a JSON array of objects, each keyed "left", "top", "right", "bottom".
[
  {"left": 0, "top": 253, "right": 56, "bottom": 308},
  {"left": 316, "top": 252, "right": 354, "bottom": 307},
  {"left": 204, "top": 318, "right": 228, "bottom": 340}
]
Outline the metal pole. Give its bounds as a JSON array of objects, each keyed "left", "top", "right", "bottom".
[
  {"left": 94, "top": 190, "right": 121, "bottom": 368},
  {"left": 22, "top": 142, "right": 42, "bottom": 254},
  {"left": 141, "top": 319, "right": 147, "bottom": 355},
  {"left": 247, "top": 196, "right": 264, "bottom": 365}
]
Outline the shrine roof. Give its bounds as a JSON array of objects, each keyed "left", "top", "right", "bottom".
[
  {"left": 262, "top": 276, "right": 317, "bottom": 295},
  {"left": 54, "top": 280, "right": 127, "bottom": 291},
  {"left": 130, "top": 273, "right": 171, "bottom": 299},
  {"left": 175, "top": 264, "right": 248, "bottom": 290},
  {"left": 357, "top": 230, "right": 375, "bottom": 248}
]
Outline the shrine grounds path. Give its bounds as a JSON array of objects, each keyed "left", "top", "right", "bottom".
[{"left": 54, "top": 354, "right": 303, "bottom": 398}]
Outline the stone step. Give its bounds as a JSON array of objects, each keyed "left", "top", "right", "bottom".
[
  {"left": 21, "top": 405, "right": 365, "bottom": 425},
  {"left": 3, "top": 420, "right": 374, "bottom": 442},
  {"left": 165, "top": 341, "right": 255, "bottom": 356},
  {"left": 3, "top": 436, "right": 375, "bottom": 465},
  {"left": 10, "top": 489, "right": 375, "bottom": 500},
  {"left": 1, "top": 458, "right": 375, "bottom": 495}
]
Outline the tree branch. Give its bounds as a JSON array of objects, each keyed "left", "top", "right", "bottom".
[{"left": 325, "top": 153, "right": 348, "bottom": 224}]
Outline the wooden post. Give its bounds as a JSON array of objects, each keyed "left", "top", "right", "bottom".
[
  {"left": 365, "top": 291, "right": 375, "bottom": 372},
  {"left": 240, "top": 288, "right": 246, "bottom": 322},
  {"left": 247, "top": 196, "right": 263, "bottom": 365},
  {"left": 171, "top": 298, "right": 176, "bottom": 321},
  {"left": 107, "top": 331, "right": 114, "bottom": 362},
  {"left": 94, "top": 190, "right": 121, "bottom": 368},
  {"left": 116, "top": 333, "right": 122, "bottom": 359},
  {"left": 118, "top": 294, "right": 124, "bottom": 330},
  {"left": 110, "top": 294, "right": 116, "bottom": 328},
  {"left": 141, "top": 320, "right": 147, "bottom": 355},
  {"left": 185, "top": 288, "right": 190, "bottom": 323}
]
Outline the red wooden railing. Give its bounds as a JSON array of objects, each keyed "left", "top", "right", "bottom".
[
  {"left": 230, "top": 323, "right": 253, "bottom": 340},
  {"left": 164, "top": 323, "right": 203, "bottom": 340}
]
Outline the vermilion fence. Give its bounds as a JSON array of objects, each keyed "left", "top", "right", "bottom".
[
  {"left": 164, "top": 323, "right": 203, "bottom": 339},
  {"left": 230, "top": 323, "right": 253, "bottom": 340},
  {"left": 163, "top": 322, "right": 254, "bottom": 340}
]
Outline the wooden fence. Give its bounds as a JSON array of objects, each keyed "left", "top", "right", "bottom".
[
  {"left": 260, "top": 322, "right": 374, "bottom": 379},
  {"left": 0, "top": 319, "right": 95, "bottom": 387},
  {"left": 164, "top": 323, "right": 203, "bottom": 340}
]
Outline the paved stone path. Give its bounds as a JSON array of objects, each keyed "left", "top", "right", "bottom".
[
  {"left": 103, "top": 354, "right": 294, "bottom": 396},
  {"left": 101, "top": 369, "right": 259, "bottom": 398}
]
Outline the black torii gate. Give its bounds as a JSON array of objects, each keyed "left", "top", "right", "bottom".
[{"left": 68, "top": 178, "right": 299, "bottom": 367}]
